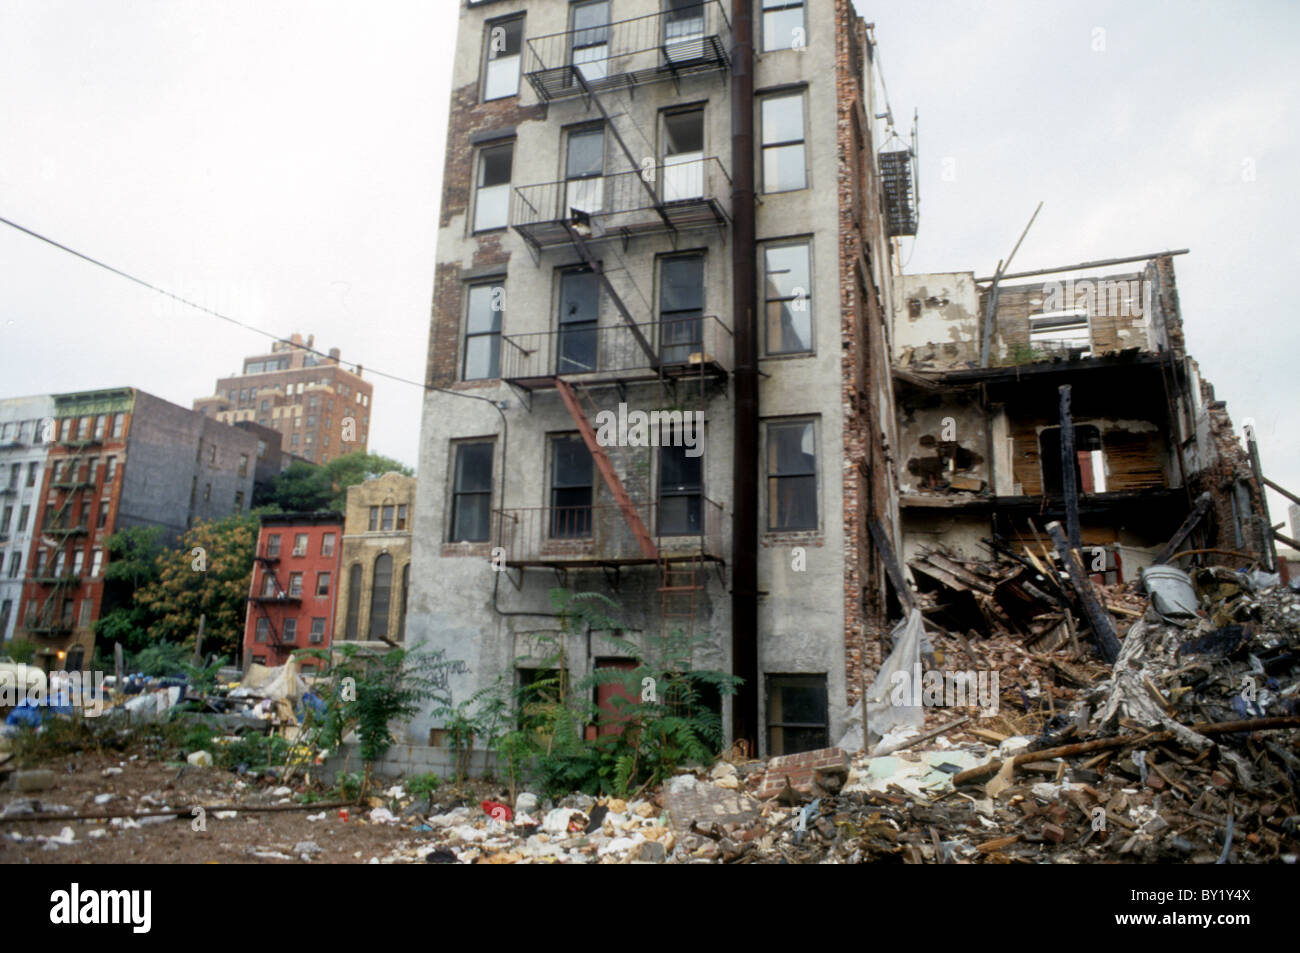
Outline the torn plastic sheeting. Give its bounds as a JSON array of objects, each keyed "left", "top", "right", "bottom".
[
  {"left": 838, "top": 608, "right": 926, "bottom": 751},
  {"left": 1142, "top": 565, "right": 1199, "bottom": 623}
]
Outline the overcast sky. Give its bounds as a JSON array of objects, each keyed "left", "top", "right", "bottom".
[{"left": 1, "top": 1, "right": 1296, "bottom": 528}]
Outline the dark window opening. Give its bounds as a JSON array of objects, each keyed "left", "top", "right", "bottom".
[
  {"left": 767, "top": 674, "right": 828, "bottom": 755},
  {"left": 557, "top": 268, "right": 599, "bottom": 374},
  {"left": 660, "top": 254, "right": 704, "bottom": 364},
  {"left": 550, "top": 434, "right": 593, "bottom": 538},
  {"left": 450, "top": 442, "right": 493, "bottom": 542},
  {"left": 1039, "top": 424, "right": 1103, "bottom": 496}
]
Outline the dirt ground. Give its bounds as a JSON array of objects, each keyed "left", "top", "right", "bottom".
[{"left": 0, "top": 752, "right": 447, "bottom": 864}]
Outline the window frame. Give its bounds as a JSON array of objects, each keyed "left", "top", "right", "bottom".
[
  {"left": 463, "top": 280, "right": 505, "bottom": 381},
  {"left": 473, "top": 140, "right": 514, "bottom": 233},
  {"left": 761, "top": 0, "right": 806, "bottom": 53},
  {"left": 481, "top": 14, "right": 524, "bottom": 102},
  {"left": 766, "top": 673, "right": 829, "bottom": 756},
  {"left": 765, "top": 418, "right": 819, "bottom": 532},
  {"left": 449, "top": 440, "right": 494, "bottom": 543},
  {"left": 549, "top": 432, "right": 594, "bottom": 539},
  {"left": 759, "top": 89, "right": 808, "bottom": 193},
  {"left": 762, "top": 238, "right": 814, "bottom": 355}
]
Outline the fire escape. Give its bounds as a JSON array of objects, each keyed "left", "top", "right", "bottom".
[
  {"left": 497, "top": 0, "right": 734, "bottom": 641},
  {"left": 248, "top": 546, "right": 298, "bottom": 659},
  {"left": 30, "top": 436, "right": 98, "bottom": 638}
]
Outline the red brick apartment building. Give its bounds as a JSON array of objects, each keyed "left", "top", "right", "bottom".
[{"left": 243, "top": 512, "right": 342, "bottom": 668}]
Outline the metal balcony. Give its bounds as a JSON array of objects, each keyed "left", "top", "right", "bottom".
[
  {"left": 524, "top": 0, "right": 731, "bottom": 103},
  {"left": 510, "top": 158, "right": 731, "bottom": 250},
  {"left": 493, "top": 499, "right": 724, "bottom": 568},
  {"left": 501, "top": 315, "right": 732, "bottom": 390}
]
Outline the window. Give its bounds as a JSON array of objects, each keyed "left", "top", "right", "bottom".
[
  {"left": 0, "top": 505, "right": 11, "bottom": 534},
  {"left": 316, "top": 571, "right": 331, "bottom": 597},
  {"left": 282, "top": 618, "right": 297, "bottom": 643},
  {"left": 7, "top": 463, "right": 18, "bottom": 488},
  {"left": 463, "top": 282, "right": 504, "bottom": 380},
  {"left": 255, "top": 618, "right": 270, "bottom": 643},
  {"left": 18, "top": 505, "right": 29, "bottom": 532},
  {"left": 209, "top": 445, "right": 217, "bottom": 464},
  {"left": 288, "top": 572, "right": 303, "bottom": 597},
  {"left": 104, "top": 457, "right": 116, "bottom": 482},
  {"left": 473, "top": 142, "right": 513, "bottom": 232},
  {"left": 764, "top": 241, "right": 812, "bottom": 354},
  {"left": 266, "top": 534, "right": 281, "bottom": 558},
  {"left": 1039, "top": 425, "right": 1105, "bottom": 496},
  {"left": 234, "top": 491, "right": 244, "bottom": 513},
  {"left": 111, "top": 413, "right": 124, "bottom": 438},
  {"left": 309, "top": 617, "right": 326, "bottom": 644},
  {"left": 72, "top": 549, "right": 84, "bottom": 575},
  {"left": 368, "top": 553, "right": 393, "bottom": 639},
  {"left": 659, "top": 254, "right": 704, "bottom": 364},
  {"left": 321, "top": 532, "right": 335, "bottom": 557},
  {"left": 558, "top": 268, "right": 600, "bottom": 374},
  {"left": 26, "top": 462, "right": 37, "bottom": 487},
  {"left": 345, "top": 563, "right": 362, "bottom": 640},
  {"left": 306, "top": 416, "right": 316, "bottom": 429},
  {"left": 261, "top": 573, "right": 278, "bottom": 597},
  {"left": 664, "top": 0, "right": 707, "bottom": 62},
  {"left": 660, "top": 437, "right": 703, "bottom": 536},
  {"left": 62, "top": 598, "right": 75, "bottom": 625},
  {"left": 368, "top": 506, "right": 378, "bottom": 532},
  {"left": 398, "top": 563, "right": 409, "bottom": 642},
  {"left": 550, "top": 434, "right": 593, "bottom": 538},
  {"left": 7, "top": 552, "right": 20, "bottom": 578},
  {"left": 85, "top": 457, "right": 97, "bottom": 483},
  {"left": 1029, "top": 309, "right": 1092, "bottom": 357},
  {"left": 564, "top": 125, "right": 605, "bottom": 216},
  {"left": 767, "top": 420, "right": 817, "bottom": 530},
  {"left": 97, "top": 501, "right": 109, "bottom": 530},
  {"left": 293, "top": 533, "right": 308, "bottom": 556},
  {"left": 570, "top": 0, "right": 610, "bottom": 84},
  {"left": 482, "top": 15, "right": 523, "bottom": 100},
  {"left": 79, "top": 500, "right": 91, "bottom": 527},
  {"left": 90, "top": 548, "right": 102, "bottom": 577},
  {"left": 381, "top": 505, "right": 394, "bottom": 531},
  {"left": 450, "top": 442, "right": 493, "bottom": 542},
  {"left": 0, "top": 600, "right": 10, "bottom": 632},
  {"left": 238, "top": 453, "right": 249, "bottom": 477},
  {"left": 762, "top": 0, "right": 805, "bottom": 52},
  {"left": 396, "top": 505, "right": 408, "bottom": 531},
  {"left": 661, "top": 108, "right": 705, "bottom": 201},
  {"left": 760, "top": 91, "right": 807, "bottom": 192},
  {"left": 767, "top": 674, "right": 828, "bottom": 755},
  {"left": 79, "top": 599, "right": 93, "bottom": 627}
]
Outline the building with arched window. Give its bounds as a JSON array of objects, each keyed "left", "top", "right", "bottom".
[{"left": 334, "top": 472, "right": 414, "bottom": 646}]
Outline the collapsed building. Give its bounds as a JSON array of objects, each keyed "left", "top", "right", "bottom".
[{"left": 888, "top": 252, "right": 1277, "bottom": 635}]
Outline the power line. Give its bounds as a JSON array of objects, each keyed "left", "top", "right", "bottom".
[{"left": 0, "top": 213, "right": 433, "bottom": 394}]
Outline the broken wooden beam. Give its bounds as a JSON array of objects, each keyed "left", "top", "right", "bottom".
[
  {"left": 1059, "top": 385, "right": 1081, "bottom": 552},
  {"left": 869, "top": 517, "right": 916, "bottom": 611},
  {"left": 1045, "top": 520, "right": 1121, "bottom": 663},
  {"left": 953, "top": 715, "right": 1300, "bottom": 785},
  {"left": 1152, "top": 491, "right": 1213, "bottom": 565}
]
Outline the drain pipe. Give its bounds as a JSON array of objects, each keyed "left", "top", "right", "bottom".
[{"left": 730, "top": 0, "right": 759, "bottom": 752}]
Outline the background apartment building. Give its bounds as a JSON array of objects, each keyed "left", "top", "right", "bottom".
[
  {"left": 407, "top": 0, "right": 903, "bottom": 758},
  {"left": 18, "top": 388, "right": 258, "bottom": 670},
  {"left": 0, "top": 395, "right": 55, "bottom": 645},
  {"left": 243, "top": 511, "right": 342, "bottom": 669},
  {"left": 334, "top": 472, "right": 415, "bottom": 646},
  {"left": 194, "top": 332, "right": 374, "bottom": 464}
]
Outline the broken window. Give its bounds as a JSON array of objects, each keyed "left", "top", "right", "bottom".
[
  {"left": 550, "top": 433, "right": 593, "bottom": 538},
  {"left": 482, "top": 15, "right": 523, "bottom": 100},
  {"left": 763, "top": 241, "right": 812, "bottom": 354},
  {"left": 1039, "top": 424, "right": 1104, "bottom": 496},
  {"left": 659, "top": 437, "right": 703, "bottom": 536},
  {"left": 661, "top": 107, "right": 705, "bottom": 201},
  {"left": 557, "top": 268, "right": 599, "bottom": 374},
  {"left": 1028, "top": 310, "right": 1091, "bottom": 357},
  {"left": 767, "top": 674, "right": 828, "bottom": 755},
  {"left": 660, "top": 253, "right": 704, "bottom": 364},
  {"left": 450, "top": 441, "right": 493, "bottom": 543},
  {"left": 767, "top": 420, "right": 817, "bottom": 531},
  {"left": 761, "top": 92, "right": 806, "bottom": 193},
  {"left": 464, "top": 282, "right": 503, "bottom": 380},
  {"left": 473, "top": 142, "right": 513, "bottom": 232}
]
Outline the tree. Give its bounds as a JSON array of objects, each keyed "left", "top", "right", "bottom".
[
  {"left": 93, "top": 525, "right": 166, "bottom": 652},
  {"left": 259, "top": 451, "right": 413, "bottom": 513},
  {"left": 133, "top": 513, "right": 259, "bottom": 659}
]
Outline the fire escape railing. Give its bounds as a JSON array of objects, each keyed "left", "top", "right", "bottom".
[
  {"left": 523, "top": 0, "right": 731, "bottom": 103},
  {"left": 493, "top": 499, "right": 724, "bottom": 566}
]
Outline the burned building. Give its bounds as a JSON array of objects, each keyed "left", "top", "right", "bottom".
[{"left": 889, "top": 252, "right": 1271, "bottom": 628}]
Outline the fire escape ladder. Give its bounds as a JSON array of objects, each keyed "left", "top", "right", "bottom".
[
  {"left": 562, "top": 222, "right": 659, "bottom": 371},
  {"left": 555, "top": 378, "right": 658, "bottom": 561},
  {"left": 37, "top": 448, "right": 90, "bottom": 629},
  {"left": 572, "top": 69, "right": 677, "bottom": 236}
]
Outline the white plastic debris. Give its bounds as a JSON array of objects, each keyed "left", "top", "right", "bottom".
[{"left": 186, "top": 750, "right": 214, "bottom": 767}]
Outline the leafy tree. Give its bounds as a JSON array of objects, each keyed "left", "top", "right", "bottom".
[
  {"left": 133, "top": 513, "right": 258, "bottom": 659},
  {"left": 93, "top": 525, "right": 166, "bottom": 652},
  {"left": 259, "top": 451, "right": 412, "bottom": 513}
]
